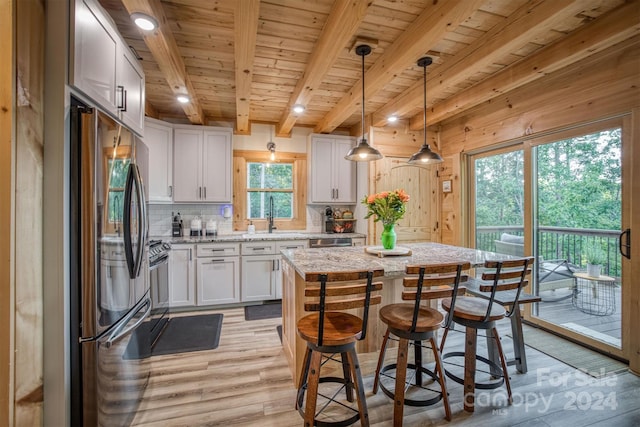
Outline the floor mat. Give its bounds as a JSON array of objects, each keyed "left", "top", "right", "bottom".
[
  {"left": 244, "top": 302, "right": 282, "bottom": 321},
  {"left": 125, "top": 313, "right": 223, "bottom": 359},
  {"left": 513, "top": 324, "right": 627, "bottom": 377}
]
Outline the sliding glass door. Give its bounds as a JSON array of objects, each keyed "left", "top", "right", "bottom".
[
  {"left": 469, "top": 118, "right": 630, "bottom": 361},
  {"left": 530, "top": 123, "right": 625, "bottom": 357}
]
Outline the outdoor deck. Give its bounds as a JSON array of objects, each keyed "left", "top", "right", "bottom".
[{"left": 534, "top": 282, "right": 622, "bottom": 347}]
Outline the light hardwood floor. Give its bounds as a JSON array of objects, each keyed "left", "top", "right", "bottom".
[{"left": 131, "top": 307, "right": 640, "bottom": 427}]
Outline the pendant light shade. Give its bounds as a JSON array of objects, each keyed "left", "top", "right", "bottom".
[
  {"left": 408, "top": 56, "right": 443, "bottom": 165},
  {"left": 345, "top": 45, "right": 383, "bottom": 162}
]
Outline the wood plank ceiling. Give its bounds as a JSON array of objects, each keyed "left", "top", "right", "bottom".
[{"left": 98, "top": 0, "right": 638, "bottom": 137}]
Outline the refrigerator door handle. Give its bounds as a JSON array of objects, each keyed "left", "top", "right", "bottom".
[
  {"left": 123, "top": 164, "right": 147, "bottom": 278},
  {"left": 104, "top": 298, "right": 151, "bottom": 348},
  {"left": 123, "top": 166, "right": 136, "bottom": 278},
  {"left": 133, "top": 164, "right": 147, "bottom": 273}
]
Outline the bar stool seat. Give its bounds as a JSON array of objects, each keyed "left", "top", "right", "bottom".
[
  {"left": 441, "top": 297, "right": 505, "bottom": 322},
  {"left": 296, "top": 269, "right": 384, "bottom": 427},
  {"left": 297, "top": 312, "right": 363, "bottom": 345},
  {"left": 373, "top": 262, "right": 470, "bottom": 426},
  {"left": 379, "top": 304, "right": 443, "bottom": 333}
]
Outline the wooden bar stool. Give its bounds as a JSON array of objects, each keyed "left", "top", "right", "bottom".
[
  {"left": 439, "top": 257, "right": 534, "bottom": 413},
  {"left": 372, "top": 262, "right": 470, "bottom": 425},
  {"left": 296, "top": 269, "right": 384, "bottom": 427}
]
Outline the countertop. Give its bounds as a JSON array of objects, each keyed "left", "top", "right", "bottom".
[
  {"left": 155, "top": 232, "right": 366, "bottom": 245},
  {"left": 280, "top": 242, "right": 514, "bottom": 279}
]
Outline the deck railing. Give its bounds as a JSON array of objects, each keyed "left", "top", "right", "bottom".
[{"left": 476, "top": 226, "right": 621, "bottom": 277}]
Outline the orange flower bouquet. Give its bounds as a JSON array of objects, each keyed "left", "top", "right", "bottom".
[{"left": 361, "top": 189, "right": 410, "bottom": 226}]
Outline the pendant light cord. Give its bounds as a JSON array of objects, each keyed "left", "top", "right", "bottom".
[
  {"left": 361, "top": 49, "right": 366, "bottom": 141},
  {"left": 422, "top": 61, "right": 427, "bottom": 147}
]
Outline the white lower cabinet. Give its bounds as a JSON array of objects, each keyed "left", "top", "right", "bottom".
[
  {"left": 196, "top": 243, "right": 240, "bottom": 305},
  {"left": 241, "top": 241, "right": 278, "bottom": 302},
  {"left": 240, "top": 240, "right": 308, "bottom": 301},
  {"left": 168, "top": 244, "right": 196, "bottom": 307},
  {"left": 168, "top": 239, "right": 309, "bottom": 307},
  {"left": 241, "top": 255, "right": 280, "bottom": 302}
]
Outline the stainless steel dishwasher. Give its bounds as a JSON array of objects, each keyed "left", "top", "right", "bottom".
[{"left": 308, "top": 237, "right": 353, "bottom": 248}]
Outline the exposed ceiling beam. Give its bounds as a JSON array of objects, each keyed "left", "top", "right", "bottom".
[
  {"left": 275, "top": 0, "right": 372, "bottom": 137},
  {"left": 234, "top": 0, "right": 260, "bottom": 135},
  {"left": 120, "top": 0, "right": 205, "bottom": 124},
  {"left": 372, "top": 0, "right": 588, "bottom": 127},
  {"left": 313, "top": 0, "right": 484, "bottom": 134},
  {"left": 409, "top": 0, "right": 640, "bottom": 130}
]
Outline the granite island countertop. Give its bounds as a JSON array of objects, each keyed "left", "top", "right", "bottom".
[{"left": 280, "top": 242, "right": 514, "bottom": 280}]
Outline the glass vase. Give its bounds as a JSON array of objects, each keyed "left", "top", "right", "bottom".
[{"left": 381, "top": 223, "right": 397, "bottom": 250}]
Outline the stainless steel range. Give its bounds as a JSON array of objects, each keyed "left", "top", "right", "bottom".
[{"left": 148, "top": 240, "right": 170, "bottom": 347}]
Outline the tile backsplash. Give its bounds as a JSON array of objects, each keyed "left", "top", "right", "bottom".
[
  {"left": 148, "top": 204, "right": 234, "bottom": 237},
  {"left": 148, "top": 203, "right": 356, "bottom": 236}
]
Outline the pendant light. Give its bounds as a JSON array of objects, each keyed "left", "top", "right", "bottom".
[
  {"left": 408, "top": 57, "right": 443, "bottom": 165},
  {"left": 266, "top": 126, "right": 276, "bottom": 162},
  {"left": 345, "top": 45, "right": 383, "bottom": 162}
]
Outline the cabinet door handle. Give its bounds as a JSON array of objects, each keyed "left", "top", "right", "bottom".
[
  {"left": 189, "top": 249, "right": 192, "bottom": 261},
  {"left": 169, "top": 185, "right": 172, "bottom": 197},
  {"left": 122, "top": 89, "right": 127, "bottom": 112},
  {"left": 199, "top": 187, "right": 202, "bottom": 199},
  {"left": 277, "top": 259, "right": 280, "bottom": 270},
  {"left": 204, "top": 187, "right": 207, "bottom": 199},
  {"left": 252, "top": 247, "right": 266, "bottom": 251},
  {"left": 117, "top": 85, "right": 125, "bottom": 110},
  {"left": 272, "top": 259, "right": 275, "bottom": 271},
  {"left": 107, "top": 265, "right": 112, "bottom": 278},
  {"left": 206, "top": 259, "right": 224, "bottom": 264},
  {"left": 210, "top": 248, "right": 225, "bottom": 252},
  {"left": 335, "top": 189, "right": 338, "bottom": 199}
]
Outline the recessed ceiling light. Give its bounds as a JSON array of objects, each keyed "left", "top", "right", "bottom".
[
  {"left": 388, "top": 115, "right": 398, "bottom": 123},
  {"left": 293, "top": 104, "right": 305, "bottom": 114},
  {"left": 177, "top": 95, "right": 190, "bottom": 104},
  {"left": 131, "top": 12, "right": 158, "bottom": 31}
]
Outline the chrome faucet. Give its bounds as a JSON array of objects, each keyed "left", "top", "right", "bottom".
[{"left": 268, "top": 195, "right": 276, "bottom": 233}]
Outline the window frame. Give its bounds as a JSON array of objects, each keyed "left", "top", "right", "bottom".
[
  {"left": 246, "top": 162, "right": 294, "bottom": 220},
  {"left": 233, "top": 150, "right": 306, "bottom": 231}
]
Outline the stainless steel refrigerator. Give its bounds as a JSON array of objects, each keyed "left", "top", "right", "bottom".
[{"left": 69, "top": 96, "right": 150, "bottom": 426}]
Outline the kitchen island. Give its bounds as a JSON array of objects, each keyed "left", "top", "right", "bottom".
[{"left": 280, "top": 242, "right": 514, "bottom": 384}]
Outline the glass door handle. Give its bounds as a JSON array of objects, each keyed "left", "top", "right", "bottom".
[{"left": 619, "top": 228, "right": 630, "bottom": 259}]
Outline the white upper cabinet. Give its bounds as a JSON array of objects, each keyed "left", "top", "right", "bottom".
[
  {"left": 308, "top": 134, "right": 357, "bottom": 204},
  {"left": 117, "top": 45, "right": 145, "bottom": 135},
  {"left": 173, "top": 126, "right": 233, "bottom": 203},
  {"left": 72, "top": 0, "right": 118, "bottom": 113},
  {"left": 143, "top": 118, "right": 173, "bottom": 203},
  {"left": 202, "top": 130, "right": 233, "bottom": 202},
  {"left": 71, "top": 0, "right": 145, "bottom": 135}
]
